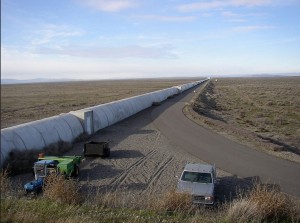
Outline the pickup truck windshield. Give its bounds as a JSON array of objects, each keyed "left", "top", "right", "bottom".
[{"left": 181, "top": 171, "right": 212, "bottom": 183}]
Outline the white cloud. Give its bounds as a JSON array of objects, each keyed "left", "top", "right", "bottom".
[
  {"left": 177, "top": 0, "right": 292, "bottom": 12},
  {"left": 178, "top": 1, "right": 224, "bottom": 11},
  {"left": 1, "top": 54, "right": 199, "bottom": 80},
  {"left": 1, "top": 45, "right": 37, "bottom": 59},
  {"left": 2, "top": 43, "right": 299, "bottom": 80},
  {"left": 31, "top": 24, "right": 84, "bottom": 45},
  {"left": 231, "top": 25, "right": 275, "bottom": 32},
  {"left": 135, "top": 15, "right": 197, "bottom": 22},
  {"left": 33, "top": 44, "right": 178, "bottom": 59},
  {"left": 80, "top": 0, "right": 137, "bottom": 12},
  {"left": 230, "top": 0, "right": 273, "bottom": 7},
  {"left": 221, "top": 11, "right": 248, "bottom": 22},
  {"left": 222, "top": 11, "right": 241, "bottom": 17}
]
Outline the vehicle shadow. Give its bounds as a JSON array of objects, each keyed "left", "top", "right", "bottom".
[
  {"left": 215, "top": 175, "right": 258, "bottom": 203},
  {"left": 79, "top": 163, "right": 123, "bottom": 181},
  {"left": 84, "top": 83, "right": 202, "bottom": 147},
  {"left": 110, "top": 149, "right": 144, "bottom": 159},
  {"left": 215, "top": 175, "right": 280, "bottom": 204}
]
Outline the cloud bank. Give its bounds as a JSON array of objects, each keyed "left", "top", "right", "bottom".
[
  {"left": 80, "top": 0, "right": 137, "bottom": 12},
  {"left": 34, "top": 45, "right": 177, "bottom": 59}
]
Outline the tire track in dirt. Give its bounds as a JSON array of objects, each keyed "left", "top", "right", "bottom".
[
  {"left": 142, "top": 155, "right": 174, "bottom": 194},
  {"left": 109, "top": 150, "right": 158, "bottom": 190},
  {"left": 109, "top": 132, "right": 161, "bottom": 191}
]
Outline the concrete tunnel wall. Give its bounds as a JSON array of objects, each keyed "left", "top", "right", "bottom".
[
  {"left": 0, "top": 114, "right": 84, "bottom": 167},
  {"left": 0, "top": 79, "right": 207, "bottom": 167},
  {"left": 70, "top": 86, "right": 180, "bottom": 133}
]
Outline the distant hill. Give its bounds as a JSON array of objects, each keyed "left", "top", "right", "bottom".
[
  {"left": 1, "top": 73, "right": 299, "bottom": 85},
  {"left": 243, "top": 73, "right": 300, "bottom": 78},
  {"left": 1, "top": 78, "right": 77, "bottom": 85},
  {"left": 212, "top": 73, "right": 300, "bottom": 78}
]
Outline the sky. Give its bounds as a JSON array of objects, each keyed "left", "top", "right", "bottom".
[{"left": 1, "top": 0, "right": 300, "bottom": 80}]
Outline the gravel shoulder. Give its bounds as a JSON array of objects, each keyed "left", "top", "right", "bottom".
[
  {"left": 10, "top": 87, "right": 261, "bottom": 204},
  {"left": 12, "top": 101, "right": 253, "bottom": 204},
  {"left": 67, "top": 104, "right": 254, "bottom": 203}
]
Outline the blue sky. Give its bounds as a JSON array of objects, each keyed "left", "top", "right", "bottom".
[{"left": 1, "top": 0, "right": 300, "bottom": 80}]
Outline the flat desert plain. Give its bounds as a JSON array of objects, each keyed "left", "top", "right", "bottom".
[
  {"left": 3, "top": 77, "right": 300, "bottom": 204},
  {"left": 1, "top": 78, "right": 199, "bottom": 129},
  {"left": 189, "top": 77, "right": 300, "bottom": 163}
]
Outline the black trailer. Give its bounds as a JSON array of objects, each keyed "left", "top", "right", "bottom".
[{"left": 83, "top": 141, "right": 110, "bottom": 158}]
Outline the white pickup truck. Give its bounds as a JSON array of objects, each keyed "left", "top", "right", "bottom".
[{"left": 177, "top": 163, "right": 216, "bottom": 205}]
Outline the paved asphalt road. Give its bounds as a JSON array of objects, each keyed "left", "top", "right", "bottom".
[{"left": 151, "top": 84, "right": 300, "bottom": 197}]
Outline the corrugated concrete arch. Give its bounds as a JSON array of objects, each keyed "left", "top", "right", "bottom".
[
  {"left": 0, "top": 114, "right": 84, "bottom": 167},
  {"left": 70, "top": 85, "right": 192, "bottom": 134},
  {"left": 1, "top": 80, "right": 206, "bottom": 167}
]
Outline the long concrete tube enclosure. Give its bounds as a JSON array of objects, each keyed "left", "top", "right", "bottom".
[{"left": 0, "top": 79, "right": 207, "bottom": 167}]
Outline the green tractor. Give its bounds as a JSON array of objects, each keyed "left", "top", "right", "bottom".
[{"left": 24, "top": 155, "right": 81, "bottom": 194}]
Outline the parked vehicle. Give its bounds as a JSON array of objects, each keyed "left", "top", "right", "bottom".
[
  {"left": 24, "top": 155, "right": 81, "bottom": 194},
  {"left": 83, "top": 141, "right": 110, "bottom": 158},
  {"left": 177, "top": 163, "right": 216, "bottom": 205}
]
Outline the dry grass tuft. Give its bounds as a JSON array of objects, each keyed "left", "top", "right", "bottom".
[
  {"left": 152, "top": 190, "right": 194, "bottom": 212},
  {"left": 227, "top": 198, "right": 260, "bottom": 222},
  {"left": 94, "top": 191, "right": 121, "bottom": 208},
  {"left": 93, "top": 190, "right": 195, "bottom": 213},
  {"left": 227, "top": 184, "right": 299, "bottom": 222},
  {"left": 1, "top": 180, "right": 299, "bottom": 222},
  {"left": 0, "top": 169, "right": 11, "bottom": 197},
  {"left": 249, "top": 184, "right": 292, "bottom": 220},
  {"left": 43, "top": 174, "right": 82, "bottom": 205},
  {"left": 94, "top": 191, "right": 152, "bottom": 209}
]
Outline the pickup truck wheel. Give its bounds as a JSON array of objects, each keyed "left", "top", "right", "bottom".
[{"left": 72, "top": 165, "right": 79, "bottom": 177}]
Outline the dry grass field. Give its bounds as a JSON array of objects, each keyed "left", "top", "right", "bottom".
[
  {"left": 1, "top": 78, "right": 198, "bottom": 129},
  {"left": 191, "top": 77, "right": 300, "bottom": 160},
  {"left": 2, "top": 169, "right": 299, "bottom": 222}
]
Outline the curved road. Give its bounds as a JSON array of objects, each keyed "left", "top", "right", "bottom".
[{"left": 151, "top": 84, "right": 300, "bottom": 197}]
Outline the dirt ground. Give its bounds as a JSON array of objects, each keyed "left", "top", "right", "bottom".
[
  {"left": 7, "top": 78, "right": 299, "bottom": 204},
  {"left": 13, "top": 103, "right": 254, "bottom": 204}
]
